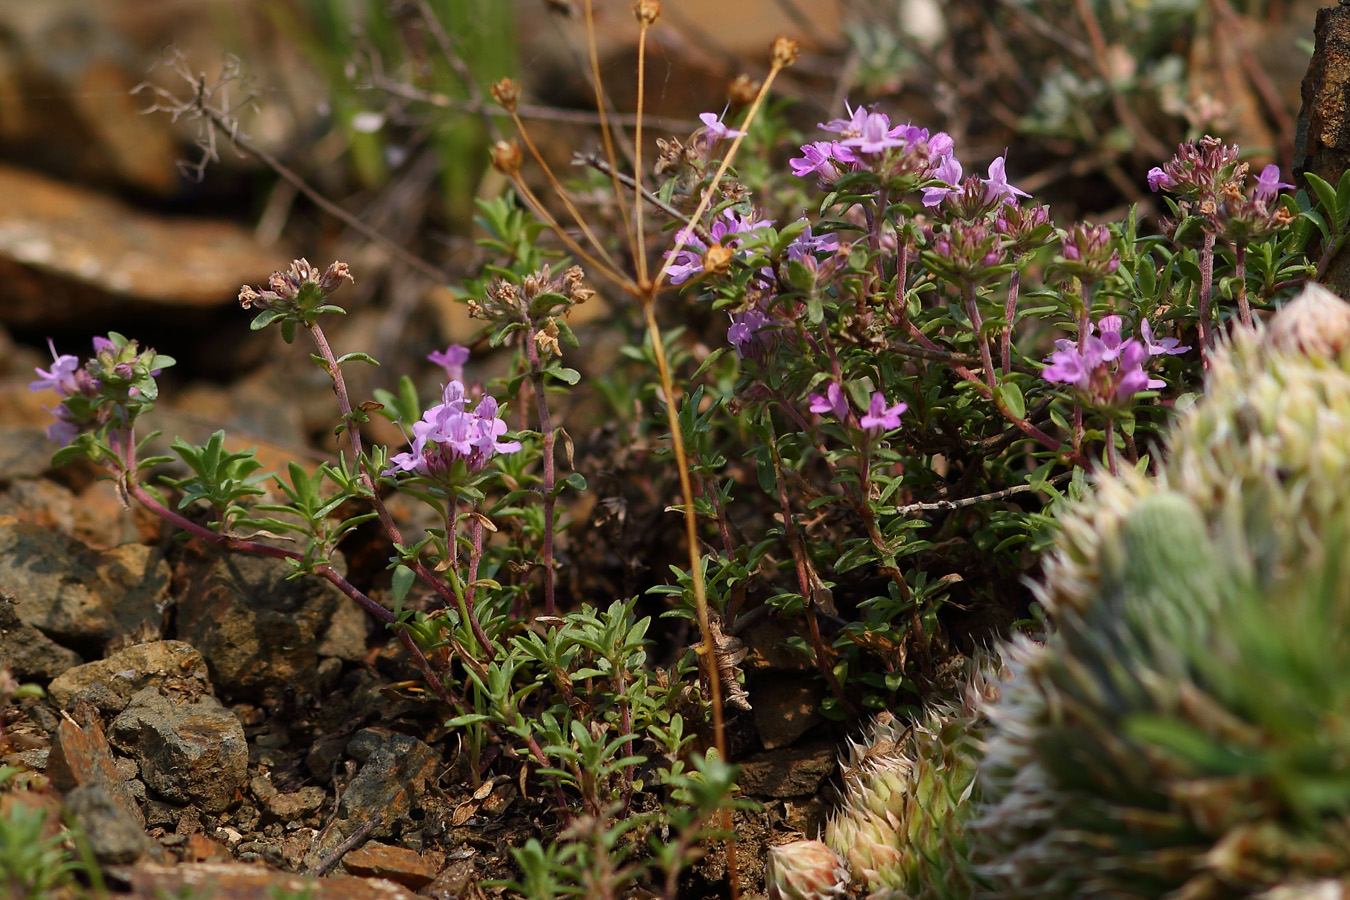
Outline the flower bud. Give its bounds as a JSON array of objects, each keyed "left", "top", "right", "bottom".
[
  {"left": 765, "top": 840, "right": 849, "bottom": 900},
  {"left": 491, "top": 140, "right": 523, "bottom": 176}
]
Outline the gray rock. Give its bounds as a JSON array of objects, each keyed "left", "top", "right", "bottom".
[
  {"left": 64, "top": 783, "right": 152, "bottom": 864},
  {"left": 0, "top": 591, "right": 81, "bottom": 679},
  {"left": 0, "top": 521, "right": 169, "bottom": 648},
  {"left": 175, "top": 549, "right": 347, "bottom": 699},
  {"left": 307, "top": 728, "right": 438, "bottom": 863},
  {"left": 47, "top": 640, "right": 212, "bottom": 713},
  {"left": 109, "top": 687, "right": 247, "bottom": 814}
]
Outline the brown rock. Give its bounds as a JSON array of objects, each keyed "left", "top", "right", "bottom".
[
  {"left": 47, "top": 640, "right": 211, "bottom": 714},
  {"left": 47, "top": 715, "right": 145, "bottom": 829},
  {"left": 341, "top": 841, "right": 445, "bottom": 889},
  {"left": 182, "top": 833, "right": 232, "bottom": 863},
  {"left": 0, "top": 518, "right": 169, "bottom": 649},
  {"left": 175, "top": 548, "right": 344, "bottom": 700},
  {"left": 751, "top": 674, "right": 825, "bottom": 749},
  {"left": 106, "top": 862, "right": 423, "bottom": 900},
  {"left": 737, "top": 744, "right": 836, "bottom": 799},
  {"left": 0, "top": 163, "right": 287, "bottom": 328}
]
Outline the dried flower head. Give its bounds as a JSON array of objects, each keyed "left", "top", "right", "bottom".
[
  {"left": 490, "top": 78, "right": 520, "bottom": 113},
  {"left": 771, "top": 36, "right": 800, "bottom": 68},
  {"left": 632, "top": 0, "right": 660, "bottom": 26}
]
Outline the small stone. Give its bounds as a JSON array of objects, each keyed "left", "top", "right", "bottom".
[
  {"left": 752, "top": 675, "right": 825, "bottom": 750},
  {"left": 423, "top": 859, "right": 477, "bottom": 900},
  {"left": 47, "top": 716, "right": 144, "bottom": 829},
  {"left": 308, "top": 729, "right": 438, "bottom": 862},
  {"left": 64, "top": 783, "right": 152, "bottom": 864},
  {"left": 109, "top": 687, "right": 247, "bottom": 814},
  {"left": 48, "top": 641, "right": 211, "bottom": 715},
  {"left": 264, "top": 786, "right": 326, "bottom": 821},
  {"left": 342, "top": 841, "right": 444, "bottom": 889}
]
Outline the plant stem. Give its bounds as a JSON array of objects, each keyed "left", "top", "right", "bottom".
[
  {"left": 521, "top": 319, "right": 559, "bottom": 616},
  {"left": 963, "top": 282, "right": 997, "bottom": 393},
  {"left": 1234, "top": 241, "right": 1252, "bottom": 327},
  {"left": 309, "top": 323, "right": 497, "bottom": 659},
  {"left": 1002, "top": 265, "right": 1022, "bottom": 374},
  {"left": 1198, "top": 231, "right": 1216, "bottom": 366}
]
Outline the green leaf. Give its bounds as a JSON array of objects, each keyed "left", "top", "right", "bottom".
[{"left": 996, "top": 381, "right": 1026, "bottom": 419}]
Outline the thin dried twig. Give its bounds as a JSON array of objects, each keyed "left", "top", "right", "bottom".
[{"left": 133, "top": 48, "right": 451, "bottom": 284}]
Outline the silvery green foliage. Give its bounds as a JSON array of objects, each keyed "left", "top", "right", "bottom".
[
  {"left": 974, "top": 285, "right": 1350, "bottom": 900},
  {"left": 823, "top": 653, "right": 1007, "bottom": 900}
]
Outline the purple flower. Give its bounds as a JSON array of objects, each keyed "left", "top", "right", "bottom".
[
  {"left": 1041, "top": 329, "right": 1164, "bottom": 408},
  {"left": 30, "top": 340, "right": 82, "bottom": 397},
  {"left": 1147, "top": 166, "right": 1174, "bottom": 192},
  {"left": 665, "top": 208, "right": 774, "bottom": 285},
  {"left": 922, "top": 155, "right": 963, "bottom": 207},
  {"left": 1140, "top": 319, "right": 1189, "bottom": 356},
  {"left": 728, "top": 308, "right": 773, "bottom": 358},
  {"left": 840, "top": 112, "right": 907, "bottom": 155},
  {"left": 428, "top": 344, "right": 470, "bottom": 383},
  {"left": 786, "top": 220, "right": 840, "bottom": 261},
  {"left": 981, "top": 155, "right": 1031, "bottom": 205},
  {"left": 859, "top": 392, "right": 907, "bottom": 433},
  {"left": 808, "top": 382, "right": 848, "bottom": 420},
  {"left": 818, "top": 102, "right": 870, "bottom": 136},
  {"left": 384, "top": 381, "right": 521, "bottom": 477},
  {"left": 1253, "top": 164, "right": 1294, "bottom": 203},
  {"left": 699, "top": 111, "right": 746, "bottom": 151},
  {"left": 789, "top": 141, "right": 853, "bottom": 180}
]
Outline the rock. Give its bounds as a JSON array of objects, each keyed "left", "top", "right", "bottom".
[
  {"left": 341, "top": 841, "right": 444, "bottom": 889},
  {"left": 0, "top": 518, "right": 169, "bottom": 650},
  {"left": 422, "top": 858, "right": 477, "bottom": 900},
  {"left": 109, "top": 686, "right": 247, "bottom": 814},
  {"left": 0, "top": 590, "right": 81, "bottom": 679},
  {"left": 104, "top": 862, "right": 423, "bottom": 900},
  {"left": 47, "top": 640, "right": 211, "bottom": 713},
  {"left": 64, "top": 783, "right": 152, "bottom": 864},
  {"left": 751, "top": 674, "right": 824, "bottom": 750},
  {"left": 47, "top": 714, "right": 143, "bottom": 828},
  {"left": 0, "top": 426, "right": 58, "bottom": 480},
  {"left": 318, "top": 595, "right": 370, "bottom": 662},
  {"left": 250, "top": 773, "right": 327, "bottom": 821},
  {"left": 175, "top": 548, "right": 346, "bottom": 699},
  {"left": 0, "top": 163, "right": 289, "bottom": 328},
  {"left": 308, "top": 728, "right": 438, "bottom": 863},
  {"left": 737, "top": 744, "right": 836, "bottom": 799}
]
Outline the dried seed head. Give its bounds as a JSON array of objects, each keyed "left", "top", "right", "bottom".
[
  {"left": 771, "top": 36, "right": 800, "bottom": 68},
  {"left": 728, "top": 73, "right": 760, "bottom": 107},
  {"left": 702, "top": 243, "right": 734, "bottom": 276},
  {"left": 490, "top": 78, "right": 520, "bottom": 113},
  {"left": 490, "top": 140, "right": 523, "bottom": 176},
  {"left": 632, "top": 0, "right": 661, "bottom": 26}
]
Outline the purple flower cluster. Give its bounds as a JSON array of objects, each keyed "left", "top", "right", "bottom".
[
  {"left": 809, "top": 382, "right": 907, "bottom": 434},
  {"left": 385, "top": 365, "right": 521, "bottom": 478},
  {"left": 788, "top": 103, "right": 953, "bottom": 184},
  {"left": 31, "top": 336, "right": 166, "bottom": 446},
  {"left": 922, "top": 155, "right": 1029, "bottom": 213},
  {"left": 666, "top": 208, "right": 774, "bottom": 285},
  {"left": 1041, "top": 316, "right": 1185, "bottom": 409}
]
